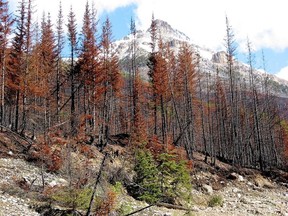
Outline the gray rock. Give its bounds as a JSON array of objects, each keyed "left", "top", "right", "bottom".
[
  {"left": 191, "top": 206, "right": 200, "bottom": 212},
  {"left": 48, "top": 178, "right": 68, "bottom": 187},
  {"left": 202, "top": 184, "right": 213, "bottom": 195},
  {"left": 247, "top": 181, "right": 253, "bottom": 186},
  {"left": 211, "top": 51, "right": 227, "bottom": 64},
  {"left": 240, "top": 197, "right": 249, "bottom": 204},
  {"left": 232, "top": 188, "right": 241, "bottom": 193},
  {"left": 238, "top": 175, "right": 244, "bottom": 182}
]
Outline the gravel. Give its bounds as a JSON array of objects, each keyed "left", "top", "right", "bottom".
[{"left": 0, "top": 157, "right": 288, "bottom": 216}]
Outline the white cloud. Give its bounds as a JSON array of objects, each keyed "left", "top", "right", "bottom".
[
  {"left": 133, "top": 0, "right": 288, "bottom": 52},
  {"left": 8, "top": 0, "right": 288, "bottom": 53},
  {"left": 276, "top": 66, "right": 288, "bottom": 81},
  {"left": 9, "top": 0, "right": 137, "bottom": 29}
]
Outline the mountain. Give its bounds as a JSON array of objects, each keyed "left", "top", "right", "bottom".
[{"left": 113, "top": 19, "right": 288, "bottom": 97}]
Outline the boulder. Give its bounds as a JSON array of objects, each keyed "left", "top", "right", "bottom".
[
  {"left": 227, "top": 172, "right": 245, "bottom": 182},
  {"left": 48, "top": 178, "right": 68, "bottom": 187},
  {"left": 238, "top": 175, "right": 244, "bottom": 182},
  {"left": 227, "top": 172, "right": 238, "bottom": 180},
  {"left": 254, "top": 174, "right": 274, "bottom": 189},
  {"left": 202, "top": 184, "right": 213, "bottom": 195}
]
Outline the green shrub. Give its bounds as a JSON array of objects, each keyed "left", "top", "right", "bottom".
[
  {"left": 51, "top": 187, "right": 92, "bottom": 210},
  {"left": 117, "top": 203, "right": 133, "bottom": 215},
  {"left": 133, "top": 149, "right": 161, "bottom": 203},
  {"left": 208, "top": 195, "right": 223, "bottom": 207},
  {"left": 112, "top": 181, "right": 124, "bottom": 194},
  {"left": 158, "top": 153, "right": 192, "bottom": 203},
  {"left": 130, "top": 150, "right": 192, "bottom": 204}
]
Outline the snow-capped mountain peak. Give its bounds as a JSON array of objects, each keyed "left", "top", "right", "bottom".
[
  {"left": 114, "top": 19, "right": 192, "bottom": 56},
  {"left": 151, "top": 19, "right": 190, "bottom": 42},
  {"left": 113, "top": 19, "right": 288, "bottom": 97}
]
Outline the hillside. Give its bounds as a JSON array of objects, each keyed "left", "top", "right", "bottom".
[{"left": 0, "top": 130, "right": 287, "bottom": 215}]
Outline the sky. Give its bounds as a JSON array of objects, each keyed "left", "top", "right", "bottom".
[{"left": 8, "top": 0, "right": 288, "bottom": 80}]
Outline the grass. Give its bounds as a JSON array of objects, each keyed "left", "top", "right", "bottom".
[{"left": 208, "top": 195, "right": 223, "bottom": 207}]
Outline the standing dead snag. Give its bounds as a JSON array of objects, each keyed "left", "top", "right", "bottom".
[
  {"left": 86, "top": 152, "right": 108, "bottom": 216},
  {"left": 55, "top": 1, "right": 64, "bottom": 124},
  {"left": 67, "top": 6, "right": 78, "bottom": 136},
  {"left": 0, "top": 0, "right": 13, "bottom": 127}
]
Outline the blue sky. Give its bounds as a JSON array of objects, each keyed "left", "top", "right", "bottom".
[
  {"left": 99, "top": 4, "right": 137, "bottom": 40},
  {"left": 9, "top": 0, "right": 288, "bottom": 80},
  {"left": 238, "top": 48, "right": 288, "bottom": 74}
]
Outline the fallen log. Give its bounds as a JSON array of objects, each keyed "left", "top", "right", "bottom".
[{"left": 156, "top": 202, "right": 191, "bottom": 211}]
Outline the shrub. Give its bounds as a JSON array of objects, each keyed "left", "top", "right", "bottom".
[
  {"left": 51, "top": 187, "right": 92, "bottom": 210},
  {"left": 132, "top": 149, "right": 161, "bottom": 203},
  {"left": 117, "top": 203, "right": 133, "bottom": 215},
  {"left": 157, "top": 153, "right": 192, "bottom": 203},
  {"left": 130, "top": 149, "right": 192, "bottom": 204},
  {"left": 208, "top": 195, "right": 223, "bottom": 207},
  {"left": 94, "top": 190, "right": 116, "bottom": 216},
  {"left": 28, "top": 142, "right": 63, "bottom": 172},
  {"left": 112, "top": 181, "right": 124, "bottom": 194}
]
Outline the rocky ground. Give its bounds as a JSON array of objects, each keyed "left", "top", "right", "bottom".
[
  {"left": 0, "top": 130, "right": 287, "bottom": 216},
  {"left": 0, "top": 192, "right": 39, "bottom": 216},
  {"left": 0, "top": 156, "right": 287, "bottom": 216},
  {"left": 191, "top": 180, "right": 288, "bottom": 216},
  {"left": 189, "top": 153, "right": 288, "bottom": 216},
  {"left": 0, "top": 158, "right": 69, "bottom": 216}
]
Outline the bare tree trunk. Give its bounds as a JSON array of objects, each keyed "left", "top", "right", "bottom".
[
  {"left": 153, "top": 94, "right": 157, "bottom": 136},
  {"left": 70, "top": 54, "right": 76, "bottom": 135},
  {"left": 160, "top": 95, "right": 167, "bottom": 146},
  {"left": 0, "top": 53, "right": 5, "bottom": 127},
  {"left": 86, "top": 153, "right": 108, "bottom": 216},
  {"left": 14, "top": 90, "right": 20, "bottom": 132},
  {"left": 56, "top": 61, "right": 61, "bottom": 123},
  {"left": 198, "top": 76, "right": 208, "bottom": 162}
]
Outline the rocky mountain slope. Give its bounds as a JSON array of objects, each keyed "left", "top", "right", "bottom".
[
  {"left": 0, "top": 130, "right": 287, "bottom": 216},
  {"left": 1, "top": 155, "right": 288, "bottom": 216},
  {"left": 114, "top": 19, "right": 288, "bottom": 97}
]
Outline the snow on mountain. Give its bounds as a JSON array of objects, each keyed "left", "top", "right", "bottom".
[
  {"left": 152, "top": 19, "right": 190, "bottom": 42},
  {"left": 115, "top": 19, "right": 196, "bottom": 56},
  {"left": 113, "top": 19, "right": 288, "bottom": 97}
]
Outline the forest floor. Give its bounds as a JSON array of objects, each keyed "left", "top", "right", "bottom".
[{"left": 0, "top": 131, "right": 287, "bottom": 216}]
